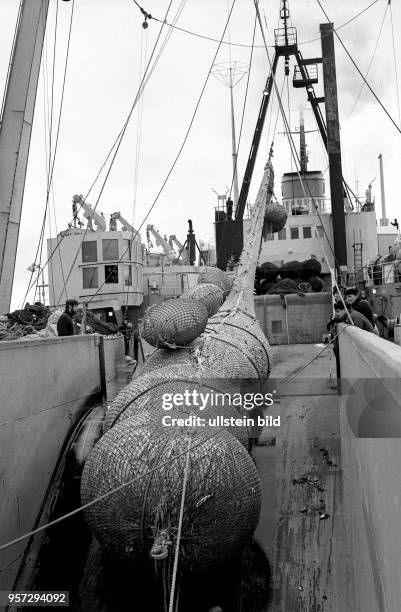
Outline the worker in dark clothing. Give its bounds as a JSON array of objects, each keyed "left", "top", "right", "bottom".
[
  {"left": 344, "top": 286, "right": 375, "bottom": 327},
  {"left": 57, "top": 299, "right": 78, "bottom": 336},
  {"left": 327, "top": 301, "right": 373, "bottom": 379},
  {"left": 119, "top": 318, "right": 132, "bottom": 355},
  {"left": 328, "top": 301, "right": 374, "bottom": 333}
]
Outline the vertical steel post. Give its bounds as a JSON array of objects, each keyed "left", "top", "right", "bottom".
[
  {"left": 378, "top": 153, "right": 387, "bottom": 223},
  {"left": 320, "top": 23, "right": 347, "bottom": 271}
]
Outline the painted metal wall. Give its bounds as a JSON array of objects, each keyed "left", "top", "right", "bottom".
[
  {"left": 338, "top": 326, "right": 401, "bottom": 611},
  {"left": 0, "top": 335, "right": 107, "bottom": 590},
  {"left": 255, "top": 293, "right": 332, "bottom": 345}
]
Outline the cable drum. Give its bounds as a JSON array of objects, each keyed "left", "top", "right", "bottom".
[
  {"left": 197, "top": 267, "right": 232, "bottom": 297},
  {"left": 139, "top": 298, "right": 208, "bottom": 348},
  {"left": 80, "top": 415, "right": 261, "bottom": 572},
  {"left": 183, "top": 283, "right": 224, "bottom": 317}
]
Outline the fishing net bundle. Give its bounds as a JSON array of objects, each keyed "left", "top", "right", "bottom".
[
  {"left": 139, "top": 298, "right": 208, "bottom": 349},
  {"left": 189, "top": 160, "right": 275, "bottom": 380},
  {"left": 141, "top": 346, "right": 192, "bottom": 374},
  {"left": 263, "top": 202, "right": 287, "bottom": 235},
  {"left": 104, "top": 364, "right": 251, "bottom": 448},
  {"left": 197, "top": 267, "right": 232, "bottom": 297},
  {"left": 183, "top": 283, "right": 224, "bottom": 317},
  {"left": 192, "top": 309, "right": 272, "bottom": 379},
  {"left": 80, "top": 414, "right": 261, "bottom": 573}
]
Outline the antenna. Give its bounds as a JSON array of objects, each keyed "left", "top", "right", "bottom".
[{"left": 212, "top": 61, "right": 249, "bottom": 208}]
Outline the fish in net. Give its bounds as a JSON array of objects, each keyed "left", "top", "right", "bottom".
[
  {"left": 190, "top": 159, "right": 275, "bottom": 381},
  {"left": 81, "top": 414, "right": 261, "bottom": 573},
  {"left": 139, "top": 298, "right": 208, "bottom": 348},
  {"left": 183, "top": 283, "right": 224, "bottom": 317},
  {"left": 197, "top": 267, "right": 232, "bottom": 297},
  {"left": 104, "top": 364, "right": 251, "bottom": 449}
]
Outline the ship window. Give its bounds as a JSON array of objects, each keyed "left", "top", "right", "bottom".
[
  {"left": 316, "top": 226, "right": 324, "bottom": 238},
  {"left": 278, "top": 229, "right": 286, "bottom": 240},
  {"left": 124, "top": 265, "right": 132, "bottom": 287},
  {"left": 123, "top": 239, "right": 132, "bottom": 261},
  {"left": 105, "top": 264, "right": 119, "bottom": 284},
  {"left": 272, "top": 320, "right": 282, "bottom": 334},
  {"left": 82, "top": 241, "right": 97, "bottom": 263},
  {"left": 290, "top": 227, "right": 299, "bottom": 240},
  {"left": 303, "top": 226, "right": 312, "bottom": 239},
  {"left": 102, "top": 238, "right": 119, "bottom": 261},
  {"left": 83, "top": 266, "right": 98, "bottom": 289}
]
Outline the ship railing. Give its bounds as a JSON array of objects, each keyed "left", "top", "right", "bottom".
[{"left": 359, "top": 259, "right": 401, "bottom": 286}]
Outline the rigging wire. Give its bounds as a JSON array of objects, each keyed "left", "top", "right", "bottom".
[
  {"left": 54, "top": 0, "right": 177, "bottom": 306},
  {"left": 346, "top": 1, "right": 388, "bottom": 121},
  {"left": 316, "top": 0, "right": 401, "bottom": 137},
  {"left": 228, "top": 12, "right": 257, "bottom": 200},
  {"left": 389, "top": 0, "right": 401, "bottom": 128},
  {"left": 252, "top": 0, "right": 352, "bottom": 299},
  {"left": 84, "top": 0, "right": 239, "bottom": 307},
  {"left": 0, "top": 314, "right": 350, "bottom": 557},
  {"left": 22, "top": 0, "right": 60, "bottom": 307},
  {"left": 150, "top": 0, "right": 380, "bottom": 49},
  {"left": 21, "top": 0, "right": 75, "bottom": 306}
]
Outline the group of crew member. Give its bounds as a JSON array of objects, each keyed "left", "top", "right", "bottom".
[{"left": 328, "top": 286, "right": 376, "bottom": 333}]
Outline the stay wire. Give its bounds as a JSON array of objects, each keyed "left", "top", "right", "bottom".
[
  {"left": 26, "top": 0, "right": 175, "bottom": 306},
  {"left": 0, "top": 315, "right": 350, "bottom": 557},
  {"left": 85, "top": 0, "right": 239, "bottom": 306},
  {"left": 228, "top": 12, "right": 257, "bottom": 201},
  {"left": 151, "top": 0, "right": 380, "bottom": 49},
  {"left": 22, "top": 0, "right": 75, "bottom": 306},
  {"left": 253, "top": 0, "right": 350, "bottom": 292},
  {"left": 346, "top": 1, "right": 388, "bottom": 120},
  {"left": 55, "top": 0, "right": 177, "bottom": 305},
  {"left": 316, "top": 0, "right": 401, "bottom": 136},
  {"left": 389, "top": 0, "right": 401, "bottom": 128}
]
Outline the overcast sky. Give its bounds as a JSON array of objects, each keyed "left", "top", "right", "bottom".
[{"left": 1, "top": 0, "right": 400, "bottom": 309}]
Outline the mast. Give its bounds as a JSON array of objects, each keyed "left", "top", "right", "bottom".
[
  {"left": 299, "top": 110, "right": 307, "bottom": 174},
  {"left": 0, "top": 0, "right": 50, "bottom": 314}
]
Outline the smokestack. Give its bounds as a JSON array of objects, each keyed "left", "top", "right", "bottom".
[{"left": 378, "top": 154, "right": 387, "bottom": 225}]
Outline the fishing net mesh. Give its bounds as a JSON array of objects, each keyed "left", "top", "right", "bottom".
[
  {"left": 104, "top": 364, "right": 250, "bottom": 448},
  {"left": 183, "top": 283, "right": 224, "bottom": 317},
  {"left": 139, "top": 298, "right": 208, "bottom": 348},
  {"left": 197, "top": 268, "right": 232, "bottom": 296},
  {"left": 81, "top": 415, "right": 261, "bottom": 572}
]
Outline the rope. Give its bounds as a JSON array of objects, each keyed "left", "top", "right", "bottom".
[
  {"left": 389, "top": 0, "right": 401, "bottom": 128},
  {"left": 21, "top": 0, "right": 75, "bottom": 306},
  {"left": 252, "top": 1, "right": 347, "bottom": 285},
  {"left": 316, "top": 0, "right": 401, "bottom": 136},
  {"left": 346, "top": 1, "right": 388, "bottom": 120},
  {"left": 54, "top": 0, "right": 176, "bottom": 305},
  {"left": 0, "top": 427, "right": 222, "bottom": 555},
  {"left": 149, "top": 1, "right": 380, "bottom": 49},
  {"left": 85, "top": 0, "right": 238, "bottom": 307},
  {"left": 168, "top": 434, "right": 192, "bottom": 612}
]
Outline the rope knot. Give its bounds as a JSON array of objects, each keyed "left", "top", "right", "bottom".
[{"left": 150, "top": 529, "right": 172, "bottom": 560}]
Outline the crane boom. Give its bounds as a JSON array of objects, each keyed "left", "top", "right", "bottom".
[
  {"left": 0, "top": 1, "right": 50, "bottom": 313},
  {"left": 73, "top": 194, "right": 107, "bottom": 231},
  {"left": 110, "top": 212, "right": 135, "bottom": 233}
]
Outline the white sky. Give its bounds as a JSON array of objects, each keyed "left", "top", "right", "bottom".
[{"left": 0, "top": 0, "right": 400, "bottom": 309}]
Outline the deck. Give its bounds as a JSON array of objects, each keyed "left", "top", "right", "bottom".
[{"left": 254, "top": 344, "right": 356, "bottom": 611}]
